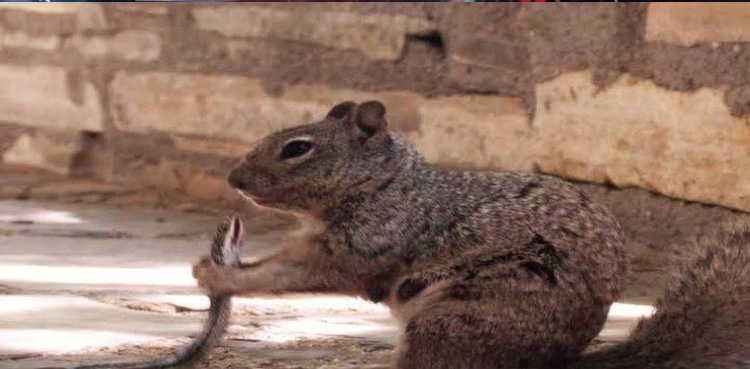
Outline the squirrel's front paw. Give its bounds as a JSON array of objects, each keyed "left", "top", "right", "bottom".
[{"left": 192, "top": 258, "right": 240, "bottom": 295}]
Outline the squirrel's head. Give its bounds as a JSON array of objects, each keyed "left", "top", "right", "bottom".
[{"left": 228, "top": 101, "right": 413, "bottom": 212}]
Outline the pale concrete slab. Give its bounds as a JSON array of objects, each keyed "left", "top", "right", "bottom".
[
  {"left": 141, "top": 294, "right": 399, "bottom": 345},
  {"left": 0, "top": 199, "right": 218, "bottom": 240},
  {"left": 0, "top": 295, "right": 200, "bottom": 355},
  {"left": 0, "top": 199, "right": 650, "bottom": 368},
  {"left": 0, "top": 200, "right": 286, "bottom": 293}
]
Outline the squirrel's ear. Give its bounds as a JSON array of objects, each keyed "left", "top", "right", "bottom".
[
  {"left": 351, "top": 101, "right": 388, "bottom": 139},
  {"left": 326, "top": 101, "right": 357, "bottom": 120}
]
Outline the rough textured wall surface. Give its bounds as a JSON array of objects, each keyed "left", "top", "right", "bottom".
[{"left": 0, "top": 3, "right": 749, "bottom": 211}]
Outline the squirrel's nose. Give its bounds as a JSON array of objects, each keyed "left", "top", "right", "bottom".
[{"left": 227, "top": 171, "right": 246, "bottom": 190}]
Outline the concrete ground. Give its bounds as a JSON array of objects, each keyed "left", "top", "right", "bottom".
[
  {"left": 0, "top": 196, "right": 402, "bottom": 369},
  {"left": 0, "top": 165, "right": 746, "bottom": 369}
]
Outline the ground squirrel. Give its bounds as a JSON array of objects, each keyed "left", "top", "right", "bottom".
[{"left": 193, "top": 101, "right": 750, "bottom": 369}]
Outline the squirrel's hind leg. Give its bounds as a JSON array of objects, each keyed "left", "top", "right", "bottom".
[
  {"left": 393, "top": 285, "right": 602, "bottom": 369},
  {"left": 395, "top": 305, "right": 531, "bottom": 369}
]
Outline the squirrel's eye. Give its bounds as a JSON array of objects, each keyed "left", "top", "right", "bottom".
[{"left": 280, "top": 140, "right": 313, "bottom": 159}]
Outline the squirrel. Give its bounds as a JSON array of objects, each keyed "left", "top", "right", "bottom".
[{"left": 193, "top": 100, "right": 750, "bottom": 369}]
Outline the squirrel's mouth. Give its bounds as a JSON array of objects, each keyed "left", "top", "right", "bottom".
[
  {"left": 237, "top": 189, "right": 271, "bottom": 206},
  {"left": 236, "top": 189, "right": 298, "bottom": 212},
  {"left": 237, "top": 189, "right": 260, "bottom": 201}
]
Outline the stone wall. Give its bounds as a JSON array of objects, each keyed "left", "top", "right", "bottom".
[{"left": 1, "top": 3, "right": 749, "bottom": 211}]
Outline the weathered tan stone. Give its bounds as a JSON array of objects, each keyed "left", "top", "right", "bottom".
[
  {"left": 155, "top": 160, "right": 234, "bottom": 201},
  {"left": 192, "top": 5, "right": 434, "bottom": 60},
  {"left": 0, "top": 65, "right": 102, "bottom": 131},
  {"left": 137, "top": 161, "right": 182, "bottom": 191},
  {"left": 2, "top": 132, "right": 81, "bottom": 175},
  {"left": 0, "top": 27, "right": 60, "bottom": 51},
  {"left": 110, "top": 71, "right": 535, "bottom": 172},
  {"left": 71, "top": 31, "right": 160, "bottom": 61},
  {"left": 76, "top": 3, "right": 107, "bottom": 31},
  {"left": 0, "top": 3, "right": 83, "bottom": 14},
  {"left": 183, "top": 173, "right": 230, "bottom": 201},
  {"left": 447, "top": 35, "right": 527, "bottom": 93},
  {"left": 0, "top": 3, "right": 106, "bottom": 30},
  {"left": 109, "top": 3, "right": 168, "bottom": 16},
  {"left": 28, "top": 180, "right": 127, "bottom": 200},
  {"left": 173, "top": 136, "right": 250, "bottom": 158},
  {"left": 534, "top": 71, "right": 750, "bottom": 212},
  {"left": 129, "top": 160, "right": 234, "bottom": 202},
  {"left": 110, "top": 72, "right": 306, "bottom": 143},
  {"left": 645, "top": 3, "right": 750, "bottom": 46},
  {"left": 104, "top": 191, "right": 161, "bottom": 208},
  {"left": 411, "top": 96, "right": 534, "bottom": 172}
]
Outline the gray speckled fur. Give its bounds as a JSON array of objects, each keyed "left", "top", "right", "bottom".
[{"left": 193, "top": 101, "right": 750, "bottom": 369}]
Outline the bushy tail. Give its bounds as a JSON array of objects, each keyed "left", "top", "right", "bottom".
[{"left": 577, "top": 221, "right": 750, "bottom": 369}]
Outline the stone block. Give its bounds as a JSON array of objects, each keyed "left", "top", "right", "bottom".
[
  {"left": 534, "top": 71, "right": 750, "bottom": 212},
  {"left": 2, "top": 131, "right": 81, "bottom": 175},
  {"left": 0, "top": 65, "right": 102, "bottom": 132},
  {"left": 646, "top": 3, "right": 750, "bottom": 46},
  {"left": 173, "top": 136, "right": 250, "bottom": 159},
  {"left": 0, "top": 27, "right": 60, "bottom": 51},
  {"left": 110, "top": 71, "right": 536, "bottom": 173},
  {"left": 520, "top": 4, "right": 633, "bottom": 78},
  {"left": 193, "top": 5, "right": 434, "bottom": 60},
  {"left": 70, "top": 31, "right": 160, "bottom": 61},
  {"left": 0, "top": 3, "right": 82, "bottom": 14}
]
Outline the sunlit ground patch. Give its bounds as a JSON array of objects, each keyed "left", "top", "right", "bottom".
[
  {"left": 0, "top": 265, "right": 192, "bottom": 287},
  {"left": 0, "top": 209, "right": 84, "bottom": 225}
]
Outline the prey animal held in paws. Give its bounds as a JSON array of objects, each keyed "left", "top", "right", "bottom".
[{"left": 52, "top": 215, "right": 244, "bottom": 369}]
